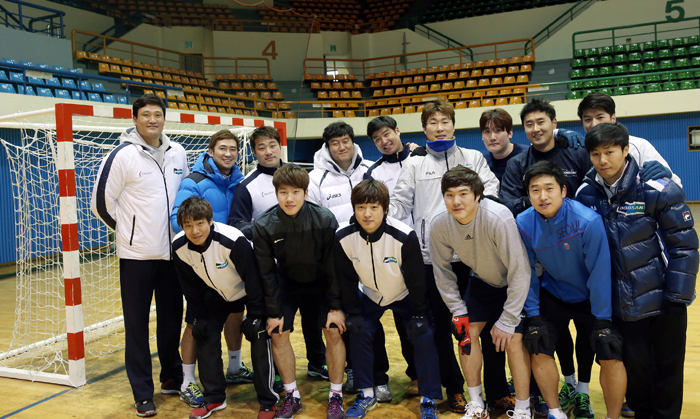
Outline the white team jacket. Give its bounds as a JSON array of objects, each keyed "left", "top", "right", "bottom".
[
  {"left": 308, "top": 143, "right": 372, "bottom": 223},
  {"left": 91, "top": 127, "right": 189, "bottom": 260}
]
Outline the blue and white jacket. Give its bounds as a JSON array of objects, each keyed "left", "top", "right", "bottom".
[
  {"left": 335, "top": 216, "right": 427, "bottom": 316},
  {"left": 516, "top": 198, "right": 613, "bottom": 321},
  {"left": 575, "top": 157, "right": 698, "bottom": 321},
  {"left": 228, "top": 162, "right": 295, "bottom": 240},
  {"left": 170, "top": 151, "right": 244, "bottom": 233}
]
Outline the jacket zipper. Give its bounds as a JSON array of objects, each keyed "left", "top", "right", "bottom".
[
  {"left": 368, "top": 238, "right": 383, "bottom": 304},
  {"left": 444, "top": 150, "right": 449, "bottom": 170},
  {"left": 129, "top": 215, "right": 136, "bottom": 246},
  {"left": 421, "top": 219, "right": 426, "bottom": 248},
  {"left": 143, "top": 150, "right": 173, "bottom": 259},
  {"left": 201, "top": 254, "right": 224, "bottom": 298}
]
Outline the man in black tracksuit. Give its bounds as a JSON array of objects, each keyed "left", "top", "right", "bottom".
[
  {"left": 253, "top": 165, "right": 347, "bottom": 419},
  {"left": 172, "top": 197, "right": 278, "bottom": 419}
]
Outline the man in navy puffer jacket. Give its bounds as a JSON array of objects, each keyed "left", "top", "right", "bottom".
[
  {"left": 170, "top": 130, "right": 250, "bottom": 404},
  {"left": 575, "top": 123, "right": 699, "bottom": 419}
]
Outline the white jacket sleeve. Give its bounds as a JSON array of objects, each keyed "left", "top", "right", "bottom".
[
  {"left": 389, "top": 160, "right": 416, "bottom": 220},
  {"left": 629, "top": 136, "right": 682, "bottom": 187},
  {"left": 307, "top": 170, "right": 322, "bottom": 205},
  {"left": 91, "top": 150, "right": 127, "bottom": 230}
]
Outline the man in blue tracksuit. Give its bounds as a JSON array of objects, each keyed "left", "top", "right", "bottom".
[
  {"left": 336, "top": 179, "right": 440, "bottom": 419},
  {"left": 170, "top": 129, "right": 250, "bottom": 403},
  {"left": 516, "top": 161, "right": 626, "bottom": 419},
  {"left": 575, "top": 123, "right": 698, "bottom": 419}
]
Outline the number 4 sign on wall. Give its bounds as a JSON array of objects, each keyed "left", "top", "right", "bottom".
[{"left": 263, "top": 41, "right": 278, "bottom": 60}]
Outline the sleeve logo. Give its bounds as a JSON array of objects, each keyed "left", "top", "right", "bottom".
[
  {"left": 173, "top": 168, "right": 183, "bottom": 175},
  {"left": 383, "top": 256, "right": 398, "bottom": 263},
  {"left": 216, "top": 260, "right": 229, "bottom": 269},
  {"left": 683, "top": 211, "right": 692, "bottom": 222}
]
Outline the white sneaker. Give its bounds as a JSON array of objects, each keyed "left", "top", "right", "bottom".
[
  {"left": 507, "top": 408, "right": 533, "bottom": 419},
  {"left": 461, "top": 401, "right": 490, "bottom": 419},
  {"left": 374, "top": 384, "right": 392, "bottom": 402}
]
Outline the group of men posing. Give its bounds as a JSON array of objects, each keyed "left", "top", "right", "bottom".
[{"left": 91, "top": 92, "right": 697, "bottom": 419}]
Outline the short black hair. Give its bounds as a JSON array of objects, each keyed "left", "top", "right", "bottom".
[
  {"left": 577, "top": 92, "right": 615, "bottom": 119},
  {"left": 351, "top": 179, "right": 390, "bottom": 212},
  {"left": 441, "top": 166, "right": 484, "bottom": 201},
  {"left": 524, "top": 161, "right": 566, "bottom": 192},
  {"left": 177, "top": 197, "right": 213, "bottom": 227},
  {"left": 133, "top": 94, "right": 166, "bottom": 118},
  {"left": 323, "top": 121, "right": 354, "bottom": 145},
  {"left": 367, "top": 116, "right": 397, "bottom": 138},
  {"left": 584, "top": 122, "right": 629, "bottom": 152},
  {"left": 250, "top": 126, "right": 281, "bottom": 149},
  {"left": 520, "top": 98, "right": 556, "bottom": 125}
]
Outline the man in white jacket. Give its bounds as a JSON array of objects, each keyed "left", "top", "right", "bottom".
[
  {"left": 308, "top": 121, "right": 372, "bottom": 224},
  {"left": 91, "top": 94, "right": 189, "bottom": 417},
  {"left": 389, "top": 98, "right": 499, "bottom": 414}
]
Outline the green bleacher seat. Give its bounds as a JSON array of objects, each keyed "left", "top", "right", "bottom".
[
  {"left": 574, "top": 49, "right": 585, "bottom": 58},
  {"left": 680, "top": 80, "right": 696, "bottom": 89},
  {"left": 628, "top": 43, "right": 641, "bottom": 53},
  {"left": 615, "top": 77, "right": 628, "bottom": 86},
  {"left": 657, "top": 39, "right": 670, "bottom": 49},
  {"left": 691, "top": 57, "right": 700, "bottom": 67},
  {"left": 628, "top": 52, "right": 642, "bottom": 62},
  {"left": 671, "top": 37, "right": 686, "bottom": 47},
  {"left": 658, "top": 49, "right": 672, "bottom": 59},
  {"left": 643, "top": 51, "right": 656, "bottom": 61},
  {"left": 569, "top": 81, "right": 583, "bottom": 90},
  {"left": 614, "top": 54, "right": 627, "bottom": 64},
  {"left": 599, "top": 78, "right": 614, "bottom": 87},
  {"left": 659, "top": 60, "right": 674, "bottom": 70},
  {"left": 663, "top": 81, "right": 678, "bottom": 91},
  {"left": 571, "top": 69, "right": 584, "bottom": 79},
  {"left": 629, "top": 84, "right": 645, "bottom": 94},
  {"left": 678, "top": 71, "right": 693, "bottom": 80},
  {"left": 646, "top": 83, "right": 661, "bottom": 93},
  {"left": 689, "top": 35, "right": 700, "bottom": 45},
  {"left": 691, "top": 45, "right": 700, "bottom": 56},
  {"left": 643, "top": 41, "right": 657, "bottom": 51},
  {"left": 645, "top": 74, "right": 661, "bottom": 83},
  {"left": 629, "top": 75, "right": 644, "bottom": 84},
  {"left": 695, "top": 70, "right": 700, "bottom": 79},
  {"left": 583, "top": 80, "right": 598, "bottom": 89},
  {"left": 585, "top": 57, "right": 599, "bottom": 67},
  {"left": 600, "top": 55, "right": 613, "bottom": 65},
  {"left": 584, "top": 68, "right": 598, "bottom": 77},
  {"left": 628, "top": 63, "right": 643, "bottom": 74},
  {"left": 673, "top": 47, "right": 687, "bottom": 57},
  {"left": 582, "top": 89, "right": 596, "bottom": 97},
  {"left": 599, "top": 88, "right": 613, "bottom": 95},
  {"left": 587, "top": 47, "right": 600, "bottom": 56},
  {"left": 614, "top": 65, "right": 628, "bottom": 74},
  {"left": 661, "top": 72, "right": 677, "bottom": 81},
  {"left": 644, "top": 62, "right": 659, "bottom": 72},
  {"left": 600, "top": 46, "right": 613, "bottom": 55},
  {"left": 599, "top": 66, "right": 613, "bottom": 76},
  {"left": 614, "top": 45, "right": 627, "bottom": 54},
  {"left": 567, "top": 91, "right": 581, "bottom": 100},
  {"left": 613, "top": 86, "right": 628, "bottom": 95},
  {"left": 572, "top": 59, "right": 585, "bottom": 68},
  {"left": 676, "top": 58, "right": 690, "bottom": 68}
]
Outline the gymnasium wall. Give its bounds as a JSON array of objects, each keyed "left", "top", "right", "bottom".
[
  {"left": 22, "top": 0, "right": 114, "bottom": 38},
  {"left": 0, "top": 25, "right": 73, "bottom": 69}
]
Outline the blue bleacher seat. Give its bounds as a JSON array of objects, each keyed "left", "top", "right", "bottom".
[
  {"left": 117, "top": 96, "right": 128, "bottom": 104},
  {"left": 103, "top": 94, "right": 116, "bottom": 103},
  {"left": 63, "top": 79, "right": 77, "bottom": 89},
  {"left": 19, "top": 61, "right": 33, "bottom": 67},
  {"left": 93, "top": 82, "right": 105, "bottom": 91},
  {"left": 18, "top": 85, "right": 36, "bottom": 95},
  {"left": 0, "top": 83, "right": 15, "bottom": 94},
  {"left": 46, "top": 78, "right": 60, "bottom": 87},
  {"left": 37, "top": 87, "right": 53, "bottom": 97},
  {"left": 68, "top": 68, "right": 81, "bottom": 74},
  {"left": 37, "top": 64, "right": 50, "bottom": 70},
  {"left": 53, "top": 66, "right": 65, "bottom": 72},
  {"left": 10, "top": 72, "right": 23, "bottom": 83},
  {"left": 55, "top": 89, "right": 70, "bottom": 99},
  {"left": 88, "top": 92, "right": 102, "bottom": 102},
  {"left": 2, "top": 58, "right": 17, "bottom": 65},
  {"left": 71, "top": 91, "right": 85, "bottom": 100},
  {"left": 27, "top": 77, "right": 44, "bottom": 84},
  {"left": 0, "top": 70, "right": 6, "bottom": 80},
  {"left": 79, "top": 80, "right": 90, "bottom": 90}
]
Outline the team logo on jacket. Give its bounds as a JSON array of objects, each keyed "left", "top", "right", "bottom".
[
  {"left": 683, "top": 211, "right": 692, "bottom": 221},
  {"left": 262, "top": 191, "right": 275, "bottom": 198},
  {"left": 464, "top": 234, "right": 473, "bottom": 240},
  {"left": 383, "top": 256, "right": 398, "bottom": 263},
  {"left": 617, "top": 202, "right": 645, "bottom": 215},
  {"left": 138, "top": 171, "right": 152, "bottom": 177},
  {"left": 173, "top": 168, "right": 183, "bottom": 175},
  {"left": 425, "top": 171, "right": 436, "bottom": 176},
  {"left": 216, "top": 260, "right": 229, "bottom": 269},
  {"left": 563, "top": 169, "right": 577, "bottom": 177},
  {"left": 327, "top": 193, "right": 341, "bottom": 200},
  {"left": 564, "top": 243, "right": 570, "bottom": 250}
]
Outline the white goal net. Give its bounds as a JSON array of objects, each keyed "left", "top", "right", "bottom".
[{"left": 0, "top": 105, "right": 260, "bottom": 386}]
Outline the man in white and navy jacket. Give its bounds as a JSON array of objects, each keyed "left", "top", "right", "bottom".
[
  {"left": 91, "top": 94, "right": 188, "bottom": 417},
  {"left": 335, "top": 179, "right": 441, "bottom": 419},
  {"left": 173, "top": 197, "right": 278, "bottom": 419}
]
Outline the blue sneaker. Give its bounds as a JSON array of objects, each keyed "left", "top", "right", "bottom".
[
  {"left": 621, "top": 402, "right": 635, "bottom": 417},
  {"left": 533, "top": 395, "right": 549, "bottom": 417},
  {"left": 180, "top": 382, "right": 204, "bottom": 407},
  {"left": 420, "top": 398, "right": 438, "bottom": 419},
  {"left": 345, "top": 392, "right": 378, "bottom": 419}
]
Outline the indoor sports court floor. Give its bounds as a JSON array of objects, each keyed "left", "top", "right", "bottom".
[{"left": 0, "top": 205, "right": 699, "bottom": 419}]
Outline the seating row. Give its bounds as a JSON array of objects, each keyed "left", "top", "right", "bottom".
[
  {"left": 370, "top": 66, "right": 531, "bottom": 88},
  {"left": 573, "top": 37, "right": 700, "bottom": 58},
  {"left": 571, "top": 59, "right": 700, "bottom": 78},
  {"left": 370, "top": 76, "right": 530, "bottom": 98},
  {"left": 567, "top": 81, "right": 698, "bottom": 99},
  {"left": 367, "top": 57, "right": 534, "bottom": 80}
]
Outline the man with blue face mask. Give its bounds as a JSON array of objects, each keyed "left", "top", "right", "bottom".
[{"left": 389, "top": 98, "right": 499, "bottom": 414}]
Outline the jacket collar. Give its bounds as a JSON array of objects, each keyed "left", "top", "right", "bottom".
[
  {"left": 425, "top": 140, "right": 457, "bottom": 158},
  {"left": 186, "top": 222, "right": 216, "bottom": 253},
  {"left": 536, "top": 197, "right": 572, "bottom": 225},
  {"left": 275, "top": 201, "right": 308, "bottom": 223},
  {"left": 257, "top": 161, "right": 289, "bottom": 176},
  {"left": 314, "top": 143, "right": 364, "bottom": 175},
  {"left": 350, "top": 215, "right": 387, "bottom": 243},
  {"left": 381, "top": 144, "right": 411, "bottom": 163},
  {"left": 195, "top": 152, "right": 243, "bottom": 187}
]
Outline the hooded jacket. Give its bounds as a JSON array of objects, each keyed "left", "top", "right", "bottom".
[
  {"left": 364, "top": 144, "right": 413, "bottom": 226},
  {"left": 575, "top": 157, "right": 698, "bottom": 321},
  {"left": 170, "top": 151, "right": 244, "bottom": 233},
  {"left": 388, "top": 142, "right": 499, "bottom": 264},
  {"left": 308, "top": 143, "right": 372, "bottom": 224},
  {"left": 91, "top": 126, "right": 188, "bottom": 260}
]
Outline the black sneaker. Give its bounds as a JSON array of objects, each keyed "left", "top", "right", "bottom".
[
  {"left": 160, "top": 378, "right": 181, "bottom": 395},
  {"left": 307, "top": 363, "right": 329, "bottom": 380},
  {"left": 135, "top": 399, "right": 157, "bottom": 417},
  {"left": 573, "top": 392, "right": 595, "bottom": 419}
]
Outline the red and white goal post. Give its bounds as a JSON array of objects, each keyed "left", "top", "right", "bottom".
[{"left": 0, "top": 103, "right": 286, "bottom": 387}]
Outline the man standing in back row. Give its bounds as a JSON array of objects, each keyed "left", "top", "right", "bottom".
[{"left": 91, "top": 94, "right": 188, "bottom": 417}]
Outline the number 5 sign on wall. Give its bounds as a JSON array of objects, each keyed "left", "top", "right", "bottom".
[{"left": 666, "top": 0, "right": 685, "bottom": 22}]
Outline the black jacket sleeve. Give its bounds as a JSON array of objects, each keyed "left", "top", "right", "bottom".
[
  {"left": 173, "top": 251, "right": 209, "bottom": 321},
  {"left": 253, "top": 218, "right": 282, "bottom": 318},
  {"left": 230, "top": 236, "right": 267, "bottom": 318},
  {"left": 229, "top": 183, "right": 254, "bottom": 240},
  {"left": 401, "top": 230, "right": 428, "bottom": 316},
  {"left": 334, "top": 235, "right": 362, "bottom": 316},
  {"left": 324, "top": 216, "right": 342, "bottom": 311},
  {"left": 500, "top": 156, "right": 531, "bottom": 216}
]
